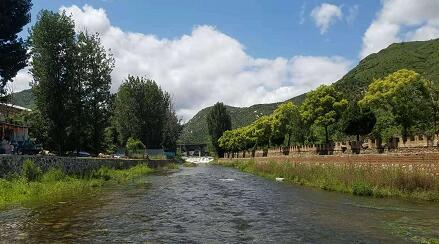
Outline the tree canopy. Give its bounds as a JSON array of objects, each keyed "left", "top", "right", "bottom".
[
  {"left": 114, "top": 76, "right": 180, "bottom": 149},
  {"left": 30, "top": 10, "right": 77, "bottom": 154},
  {"left": 300, "top": 85, "right": 348, "bottom": 143},
  {"left": 207, "top": 102, "right": 232, "bottom": 157},
  {"left": 0, "top": 0, "right": 32, "bottom": 95},
  {"left": 359, "top": 69, "right": 430, "bottom": 138}
]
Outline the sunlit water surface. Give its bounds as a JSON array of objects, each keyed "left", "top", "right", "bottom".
[{"left": 1, "top": 165, "right": 438, "bottom": 243}]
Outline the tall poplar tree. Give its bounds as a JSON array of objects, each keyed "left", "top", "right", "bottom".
[
  {"left": 30, "top": 10, "right": 77, "bottom": 154},
  {"left": 76, "top": 32, "right": 114, "bottom": 154},
  {"left": 207, "top": 102, "right": 231, "bottom": 157},
  {"left": 114, "top": 76, "right": 171, "bottom": 149}
]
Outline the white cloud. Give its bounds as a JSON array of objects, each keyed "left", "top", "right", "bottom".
[
  {"left": 15, "top": 5, "right": 351, "bottom": 121},
  {"left": 11, "top": 68, "right": 32, "bottom": 93},
  {"left": 310, "top": 3, "right": 343, "bottom": 34},
  {"left": 346, "top": 5, "right": 359, "bottom": 26},
  {"left": 61, "top": 5, "right": 352, "bottom": 121},
  {"left": 360, "top": 0, "right": 439, "bottom": 58}
]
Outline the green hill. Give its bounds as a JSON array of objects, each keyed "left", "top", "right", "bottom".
[
  {"left": 179, "top": 38, "right": 439, "bottom": 144},
  {"left": 178, "top": 94, "right": 306, "bottom": 144},
  {"left": 335, "top": 39, "right": 439, "bottom": 101},
  {"left": 9, "top": 89, "right": 35, "bottom": 108}
]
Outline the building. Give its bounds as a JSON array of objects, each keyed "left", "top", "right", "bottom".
[{"left": 0, "top": 103, "right": 31, "bottom": 154}]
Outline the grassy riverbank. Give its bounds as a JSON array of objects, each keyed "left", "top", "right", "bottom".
[
  {"left": 0, "top": 161, "right": 153, "bottom": 210},
  {"left": 217, "top": 159, "right": 439, "bottom": 201}
]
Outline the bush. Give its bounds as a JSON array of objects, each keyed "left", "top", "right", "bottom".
[
  {"left": 22, "top": 160, "right": 42, "bottom": 182},
  {"left": 352, "top": 182, "right": 373, "bottom": 196},
  {"left": 126, "top": 137, "right": 146, "bottom": 157}
]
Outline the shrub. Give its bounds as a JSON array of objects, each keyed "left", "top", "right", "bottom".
[
  {"left": 352, "top": 182, "right": 373, "bottom": 196},
  {"left": 126, "top": 137, "right": 146, "bottom": 157},
  {"left": 22, "top": 160, "right": 42, "bottom": 182}
]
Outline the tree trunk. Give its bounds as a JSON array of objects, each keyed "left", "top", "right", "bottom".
[
  {"left": 287, "top": 133, "right": 291, "bottom": 147},
  {"left": 325, "top": 126, "right": 329, "bottom": 144}
]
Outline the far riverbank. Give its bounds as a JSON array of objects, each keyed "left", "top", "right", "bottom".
[{"left": 216, "top": 156, "right": 439, "bottom": 202}]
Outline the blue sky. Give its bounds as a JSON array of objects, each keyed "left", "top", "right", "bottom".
[
  {"left": 15, "top": 0, "right": 439, "bottom": 120},
  {"left": 28, "top": 0, "right": 380, "bottom": 60}
]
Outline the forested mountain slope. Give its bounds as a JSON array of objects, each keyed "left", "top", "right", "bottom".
[{"left": 179, "top": 38, "right": 439, "bottom": 144}]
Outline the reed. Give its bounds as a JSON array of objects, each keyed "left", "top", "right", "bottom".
[{"left": 218, "top": 159, "right": 439, "bottom": 201}]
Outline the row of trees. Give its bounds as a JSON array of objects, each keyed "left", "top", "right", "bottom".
[
  {"left": 15, "top": 9, "right": 181, "bottom": 155},
  {"left": 217, "top": 69, "right": 439, "bottom": 155}
]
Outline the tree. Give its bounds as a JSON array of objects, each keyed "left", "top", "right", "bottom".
[
  {"left": 359, "top": 69, "right": 430, "bottom": 139},
  {"left": 207, "top": 102, "right": 231, "bottom": 157},
  {"left": 114, "top": 76, "right": 171, "bottom": 149},
  {"left": 425, "top": 79, "right": 439, "bottom": 134},
  {"left": 300, "top": 85, "right": 348, "bottom": 143},
  {"left": 30, "top": 10, "right": 77, "bottom": 154},
  {"left": 126, "top": 137, "right": 145, "bottom": 156},
  {"left": 76, "top": 32, "right": 114, "bottom": 154},
  {"left": 0, "top": 0, "right": 32, "bottom": 95},
  {"left": 162, "top": 101, "right": 183, "bottom": 151},
  {"left": 270, "top": 102, "right": 302, "bottom": 147},
  {"left": 341, "top": 103, "right": 376, "bottom": 141}
]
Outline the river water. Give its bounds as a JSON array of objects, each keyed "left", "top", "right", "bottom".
[{"left": 0, "top": 165, "right": 438, "bottom": 243}]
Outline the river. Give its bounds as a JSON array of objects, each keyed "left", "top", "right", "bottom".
[{"left": 0, "top": 165, "right": 438, "bottom": 243}]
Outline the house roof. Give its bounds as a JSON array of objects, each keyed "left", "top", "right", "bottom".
[{"left": 0, "top": 103, "right": 32, "bottom": 112}]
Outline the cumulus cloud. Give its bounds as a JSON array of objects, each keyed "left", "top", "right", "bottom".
[
  {"left": 360, "top": 0, "right": 439, "bottom": 58},
  {"left": 11, "top": 68, "right": 32, "bottom": 93},
  {"left": 61, "top": 5, "right": 352, "bottom": 121},
  {"left": 310, "top": 3, "right": 343, "bottom": 34},
  {"left": 11, "top": 5, "right": 350, "bottom": 121}
]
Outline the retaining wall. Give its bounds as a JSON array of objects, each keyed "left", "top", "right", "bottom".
[
  {"left": 0, "top": 155, "right": 173, "bottom": 177},
  {"left": 219, "top": 153, "right": 439, "bottom": 175}
]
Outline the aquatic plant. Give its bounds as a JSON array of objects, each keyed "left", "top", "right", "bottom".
[
  {"left": 0, "top": 163, "right": 153, "bottom": 210},
  {"left": 22, "top": 159, "right": 42, "bottom": 182}
]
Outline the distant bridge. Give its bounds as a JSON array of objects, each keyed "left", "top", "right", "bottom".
[{"left": 177, "top": 143, "right": 208, "bottom": 156}]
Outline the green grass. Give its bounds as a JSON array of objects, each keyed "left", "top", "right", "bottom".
[
  {"left": 217, "top": 159, "right": 439, "bottom": 201},
  {"left": 0, "top": 163, "right": 153, "bottom": 210}
]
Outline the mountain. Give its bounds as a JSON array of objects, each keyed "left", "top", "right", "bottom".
[
  {"left": 178, "top": 94, "right": 306, "bottom": 144},
  {"left": 335, "top": 39, "right": 439, "bottom": 101},
  {"left": 179, "top": 38, "right": 439, "bottom": 144},
  {"left": 9, "top": 89, "right": 35, "bottom": 108}
]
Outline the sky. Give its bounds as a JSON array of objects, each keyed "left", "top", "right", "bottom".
[{"left": 12, "top": 0, "right": 439, "bottom": 121}]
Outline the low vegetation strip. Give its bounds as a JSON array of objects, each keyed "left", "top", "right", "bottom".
[
  {"left": 0, "top": 160, "right": 153, "bottom": 210},
  {"left": 216, "top": 159, "right": 439, "bottom": 201}
]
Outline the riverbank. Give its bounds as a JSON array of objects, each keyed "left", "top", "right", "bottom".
[
  {"left": 216, "top": 159, "right": 439, "bottom": 201},
  {"left": 0, "top": 160, "right": 153, "bottom": 210}
]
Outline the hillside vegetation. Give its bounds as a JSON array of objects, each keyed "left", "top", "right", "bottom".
[
  {"left": 179, "top": 94, "right": 306, "bottom": 144},
  {"left": 8, "top": 88, "right": 34, "bottom": 108},
  {"left": 180, "top": 38, "right": 439, "bottom": 144}
]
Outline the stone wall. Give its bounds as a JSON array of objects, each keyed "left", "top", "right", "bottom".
[
  {"left": 0, "top": 155, "right": 173, "bottom": 178},
  {"left": 219, "top": 153, "right": 439, "bottom": 175}
]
